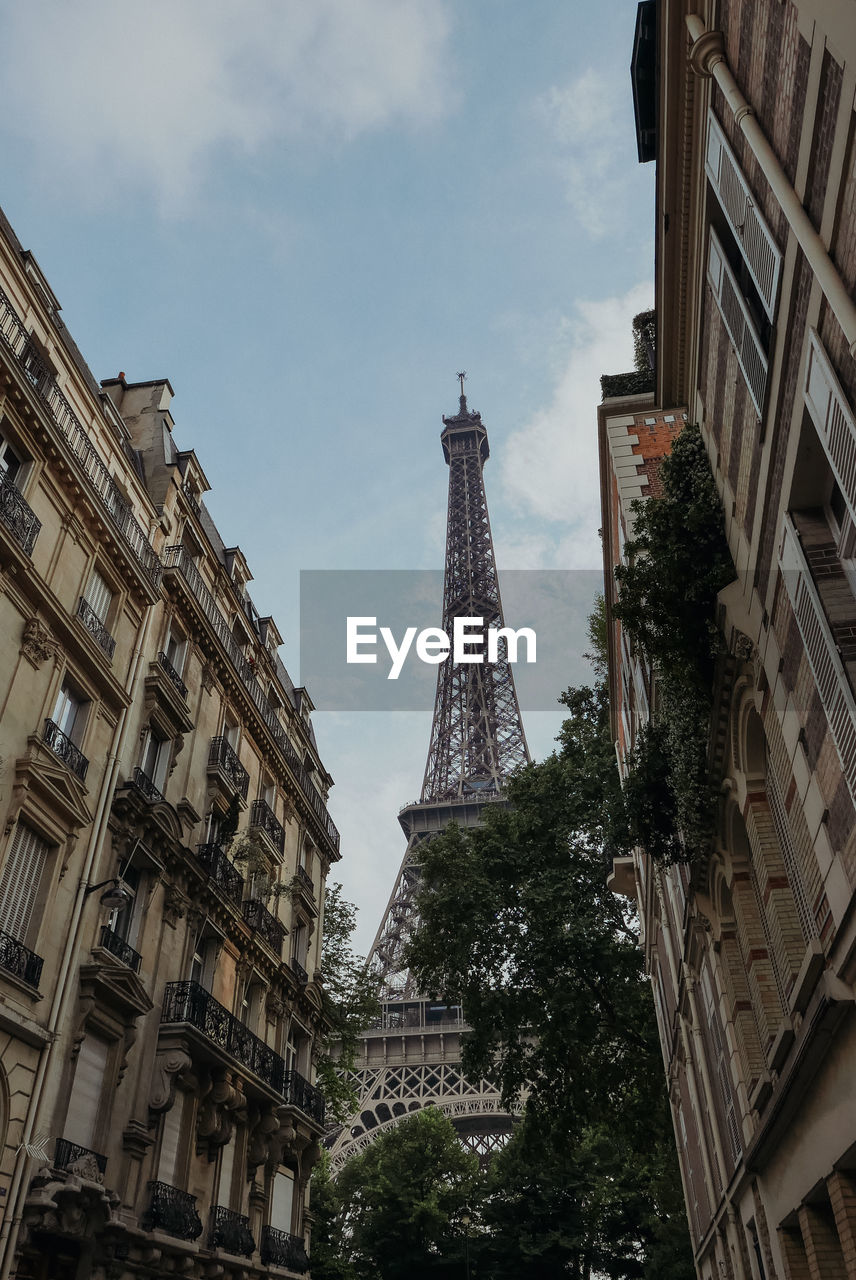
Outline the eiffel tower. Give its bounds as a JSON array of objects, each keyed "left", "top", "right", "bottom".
[{"left": 328, "top": 378, "right": 530, "bottom": 1171}]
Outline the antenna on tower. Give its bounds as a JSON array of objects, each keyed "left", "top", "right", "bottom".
[{"left": 457, "top": 370, "right": 467, "bottom": 397}]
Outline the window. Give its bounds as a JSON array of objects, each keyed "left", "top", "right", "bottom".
[
  {"left": 218, "top": 1133, "right": 237, "bottom": 1209},
  {"left": 0, "top": 822, "right": 50, "bottom": 944},
  {"left": 107, "top": 865, "right": 142, "bottom": 946},
  {"left": 163, "top": 622, "right": 187, "bottom": 676},
  {"left": 271, "top": 1169, "right": 295, "bottom": 1234},
  {"left": 240, "top": 980, "right": 264, "bottom": 1032},
  {"left": 64, "top": 1033, "right": 110, "bottom": 1151},
  {"left": 52, "top": 679, "right": 87, "bottom": 745},
  {"left": 189, "top": 932, "right": 220, "bottom": 992},
  {"left": 158, "top": 1091, "right": 187, "bottom": 1184},
  {"left": 223, "top": 717, "right": 239, "bottom": 750},
  {"left": 292, "top": 921, "right": 307, "bottom": 967},
  {"left": 0, "top": 434, "right": 22, "bottom": 486},
  {"left": 83, "top": 568, "right": 112, "bottom": 625},
  {"left": 140, "top": 729, "right": 169, "bottom": 789},
  {"left": 262, "top": 778, "right": 276, "bottom": 808}
]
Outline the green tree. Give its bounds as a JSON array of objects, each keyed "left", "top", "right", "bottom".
[
  {"left": 313, "top": 1108, "right": 482, "bottom": 1280},
  {"left": 405, "top": 677, "right": 693, "bottom": 1279},
  {"left": 315, "top": 883, "right": 380, "bottom": 1122}
]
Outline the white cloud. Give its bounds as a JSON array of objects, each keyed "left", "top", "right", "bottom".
[
  {"left": 499, "top": 280, "right": 653, "bottom": 567},
  {"left": 1, "top": 0, "right": 453, "bottom": 212},
  {"left": 536, "top": 66, "right": 635, "bottom": 238}
]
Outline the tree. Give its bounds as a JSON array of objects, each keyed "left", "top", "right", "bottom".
[
  {"left": 405, "top": 674, "right": 694, "bottom": 1279},
  {"left": 313, "top": 1108, "right": 481, "bottom": 1280},
  {"left": 314, "top": 883, "right": 381, "bottom": 1122}
]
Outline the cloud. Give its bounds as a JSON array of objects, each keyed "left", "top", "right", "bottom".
[
  {"left": 1, "top": 0, "right": 453, "bottom": 212},
  {"left": 536, "top": 66, "right": 636, "bottom": 238},
  {"left": 498, "top": 280, "right": 653, "bottom": 568}
]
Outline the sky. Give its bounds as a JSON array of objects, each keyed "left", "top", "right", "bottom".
[{"left": 0, "top": 0, "right": 654, "bottom": 953}]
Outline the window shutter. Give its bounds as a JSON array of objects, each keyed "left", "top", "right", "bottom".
[
  {"left": 158, "top": 1092, "right": 185, "bottom": 1185},
  {"left": 218, "top": 1132, "right": 236, "bottom": 1208},
  {"left": 700, "top": 966, "right": 742, "bottom": 1167},
  {"left": 64, "top": 1034, "right": 110, "bottom": 1149},
  {"left": 706, "top": 110, "right": 781, "bottom": 320},
  {"left": 271, "top": 1169, "right": 294, "bottom": 1233},
  {"left": 84, "top": 569, "right": 112, "bottom": 623},
  {"left": 0, "top": 822, "right": 49, "bottom": 942},
  {"left": 708, "top": 230, "right": 768, "bottom": 415},
  {"left": 804, "top": 328, "right": 856, "bottom": 524}
]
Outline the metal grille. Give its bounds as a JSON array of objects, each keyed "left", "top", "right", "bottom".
[
  {"left": 43, "top": 719, "right": 89, "bottom": 781},
  {"left": 142, "top": 1181, "right": 203, "bottom": 1241},
  {"left": 76, "top": 596, "right": 116, "bottom": 658},
  {"left": 0, "top": 471, "right": 40, "bottom": 555},
  {"left": 99, "top": 925, "right": 142, "bottom": 973},
  {"left": 208, "top": 1206, "right": 255, "bottom": 1257}
]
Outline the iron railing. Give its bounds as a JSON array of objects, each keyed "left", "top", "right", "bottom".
[
  {"left": 181, "top": 481, "right": 201, "bottom": 517},
  {"left": 54, "top": 1138, "right": 107, "bottom": 1176},
  {"left": 0, "top": 285, "right": 162, "bottom": 590},
  {"left": 162, "top": 980, "right": 287, "bottom": 1097},
  {"left": 76, "top": 596, "right": 116, "bottom": 658},
  {"left": 142, "top": 1181, "right": 203, "bottom": 1241},
  {"left": 196, "top": 843, "right": 245, "bottom": 907},
  {"left": 163, "top": 546, "right": 339, "bottom": 853},
  {"left": 296, "top": 864, "right": 314, "bottom": 894},
  {"left": 250, "top": 798, "right": 285, "bottom": 855},
  {"left": 283, "top": 1069, "right": 325, "bottom": 1126},
  {"left": 0, "top": 929, "right": 43, "bottom": 988},
  {"left": 260, "top": 1226, "right": 309, "bottom": 1272},
  {"left": 0, "top": 470, "right": 40, "bottom": 556},
  {"left": 99, "top": 925, "right": 142, "bottom": 973},
  {"left": 208, "top": 1206, "right": 255, "bottom": 1257},
  {"left": 207, "top": 736, "right": 250, "bottom": 800},
  {"left": 243, "top": 898, "right": 285, "bottom": 954},
  {"left": 132, "top": 766, "right": 165, "bottom": 804},
  {"left": 290, "top": 956, "right": 309, "bottom": 986},
  {"left": 157, "top": 650, "right": 188, "bottom": 699},
  {"left": 43, "top": 719, "right": 88, "bottom": 781}
]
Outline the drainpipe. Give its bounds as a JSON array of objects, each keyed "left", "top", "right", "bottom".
[
  {"left": 685, "top": 14, "right": 856, "bottom": 359},
  {"left": 0, "top": 600, "right": 156, "bottom": 1279}
]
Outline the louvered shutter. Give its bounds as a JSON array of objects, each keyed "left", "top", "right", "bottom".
[
  {"left": 0, "top": 822, "right": 49, "bottom": 942},
  {"left": 701, "top": 965, "right": 742, "bottom": 1167},
  {"left": 708, "top": 230, "right": 769, "bottom": 415},
  {"left": 84, "top": 569, "right": 112, "bottom": 623},
  {"left": 706, "top": 110, "right": 781, "bottom": 320},
  {"left": 64, "top": 1034, "right": 109, "bottom": 1148}
]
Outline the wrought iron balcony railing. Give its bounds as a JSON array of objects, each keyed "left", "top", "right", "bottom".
[
  {"left": 163, "top": 545, "right": 339, "bottom": 855},
  {"left": 43, "top": 719, "right": 89, "bottom": 781},
  {"left": 0, "top": 285, "right": 162, "bottom": 590},
  {"left": 208, "top": 1205, "right": 255, "bottom": 1257},
  {"left": 162, "top": 980, "right": 287, "bottom": 1097},
  {"left": 142, "top": 1181, "right": 203, "bottom": 1241},
  {"left": 76, "top": 596, "right": 116, "bottom": 658},
  {"left": 250, "top": 798, "right": 285, "bottom": 855},
  {"left": 283, "top": 1069, "right": 326, "bottom": 1126},
  {"left": 243, "top": 898, "right": 285, "bottom": 955},
  {"left": 132, "top": 766, "right": 165, "bottom": 804},
  {"left": 196, "top": 843, "right": 245, "bottom": 907},
  {"left": 290, "top": 956, "right": 309, "bottom": 986},
  {"left": 296, "top": 864, "right": 314, "bottom": 894},
  {"left": 207, "top": 736, "right": 250, "bottom": 800},
  {"left": 99, "top": 924, "right": 142, "bottom": 973},
  {"left": 260, "top": 1226, "right": 309, "bottom": 1272},
  {"left": 54, "top": 1138, "right": 107, "bottom": 1176},
  {"left": 157, "top": 650, "right": 188, "bottom": 700},
  {"left": 181, "top": 481, "right": 201, "bottom": 517},
  {"left": 0, "top": 470, "right": 40, "bottom": 556},
  {"left": 0, "top": 929, "right": 43, "bottom": 989}
]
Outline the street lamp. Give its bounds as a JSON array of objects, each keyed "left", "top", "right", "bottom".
[
  {"left": 461, "top": 1207, "right": 471, "bottom": 1280},
  {"left": 83, "top": 878, "right": 132, "bottom": 911}
]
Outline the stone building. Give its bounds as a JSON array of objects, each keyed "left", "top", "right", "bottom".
[
  {"left": 0, "top": 205, "right": 339, "bottom": 1278},
  {"left": 600, "top": 2, "right": 856, "bottom": 1278}
]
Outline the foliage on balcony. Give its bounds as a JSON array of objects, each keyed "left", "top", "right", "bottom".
[
  {"left": 613, "top": 424, "right": 734, "bottom": 862},
  {"left": 600, "top": 369, "right": 655, "bottom": 400}
]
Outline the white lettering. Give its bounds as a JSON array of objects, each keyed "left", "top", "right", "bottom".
[
  {"left": 380, "top": 626, "right": 418, "bottom": 680},
  {"left": 454, "top": 616, "right": 484, "bottom": 663},
  {"left": 416, "top": 627, "right": 451, "bottom": 664},
  {"left": 487, "top": 626, "right": 537, "bottom": 663},
  {"left": 347, "top": 617, "right": 378, "bottom": 664}
]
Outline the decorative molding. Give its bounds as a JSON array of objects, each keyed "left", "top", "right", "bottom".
[{"left": 19, "top": 616, "right": 60, "bottom": 669}]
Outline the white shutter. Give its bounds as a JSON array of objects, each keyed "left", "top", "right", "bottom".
[
  {"left": 706, "top": 110, "right": 781, "bottom": 319},
  {"left": 84, "top": 569, "right": 112, "bottom": 623},
  {"left": 804, "top": 328, "right": 856, "bottom": 524},
  {"left": 701, "top": 966, "right": 742, "bottom": 1167},
  {"left": 218, "top": 1133, "right": 236, "bottom": 1208},
  {"left": 708, "top": 230, "right": 768, "bottom": 415},
  {"left": 158, "top": 1092, "right": 185, "bottom": 1184},
  {"left": 64, "top": 1034, "right": 110, "bottom": 1148},
  {"left": 271, "top": 1169, "right": 294, "bottom": 1233},
  {"left": 0, "top": 822, "right": 49, "bottom": 942}
]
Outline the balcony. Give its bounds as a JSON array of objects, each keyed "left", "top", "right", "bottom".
[
  {"left": 43, "top": 719, "right": 88, "bottom": 782},
  {"left": 243, "top": 898, "right": 285, "bottom": 955},
  {"left": 260, "top": 1226, "right": 309, "bottom": 1272},
  {"left": 208, "top": 1206, "right": 255, "bottom": 1257},
  {"left": 289, "top": 955, "right": 309, "bottom": 986},
  {"left": 142, "top": 1181, "right": 203, "bottom": 1241},
  {"left": 207, "top": 736, "right": 249, "bottom": 802},
  {"left": 99, "top": 924, "right": 142, "bottom": 973},
  {"left": 157, "top": 650, "right": 188, "bottom": 700},
  {"left": 0, "top": 929, "right": 43, "bottom": 989},
  {"left": 0, "top": 285, "right": 162, "bottom": 592},
  {"left": 0, "top": 470, "right": 40, "bottom": 556},
  {"left": 54, "top": 1138, "right": 107, "bottom": 1177},
  {"left": 196, "top": 843, "right": 244, "bottom": 908},
  {"left": 296, "top": 864, "right": 314, "bottom": 895},
  {"left": 75, "top": 596, "right": 116, "bottom": 659},
  {"left": 163, "top": 545, "right": 340, "bottom": 856},
  {"left": 132, "top": 766, "right": 165, "bottom": 804},
  {"left": 250, "top": 798, "right": 285, "bottom": 857},
  {"left": 181, "top": 481, "right": 201, "bottom": 518},
  {"left": 283, "top": 1070, "right": 325, "bottom": 1127}
]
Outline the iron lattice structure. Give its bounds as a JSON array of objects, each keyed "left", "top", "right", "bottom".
[{"left": 328, "top": 388, "right": 528, "bottom": 1172}]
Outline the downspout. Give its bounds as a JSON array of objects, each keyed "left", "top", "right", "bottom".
[
  {"left": 685, "top": 14, "right": 856, "bottom": 359},
  {"left": 0, "top": 597, "right": 156, "bottom": 1279}
]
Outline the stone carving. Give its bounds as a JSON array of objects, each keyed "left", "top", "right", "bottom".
[
  {"left": 162, "top": 882, "right": 189, "bottom": 929},
  {"left": 196, "top": 1070, "right": 246, "bottom": 1159},
  {"left": 149, "top": 1044, "right": 193, "bottom": 1117},
  {"left": 20, "top": 617, "right": 59, "bottom": 669}
]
